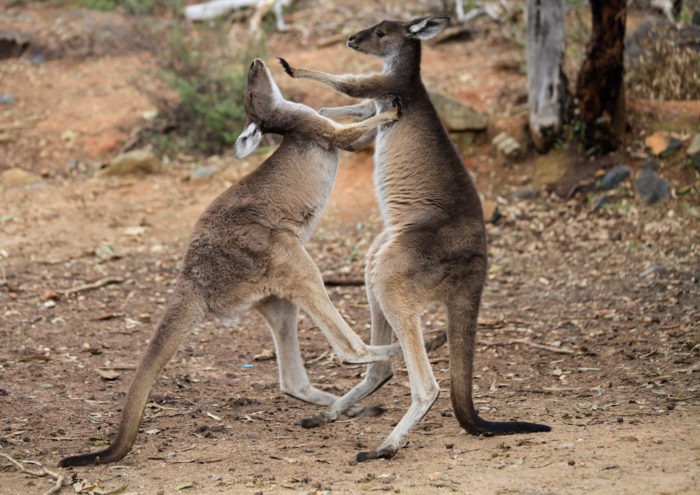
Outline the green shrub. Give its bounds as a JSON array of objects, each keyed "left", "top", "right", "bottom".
[{"left": 141, "top": 20, "right": 265, "bottom": 156}]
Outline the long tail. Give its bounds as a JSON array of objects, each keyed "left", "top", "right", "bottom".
[
  {"left": 59, "top": 286, "right": 207, "bottom": 467},
  {"left": 447, "top": 300, "right": 550, "bottom": 435}
]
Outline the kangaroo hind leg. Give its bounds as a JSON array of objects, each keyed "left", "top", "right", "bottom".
[
  {"left": 356, "top": 266, "right": 439, "bottom": 462},
  {"left": 275, "top": 239, "right": 401, "bottom": 364},
  {"left": 256, "top": 296, "right": 364, "bottom": 416},
  {"left": 300, "top": 232, "right": 395, "bottom": 428}
]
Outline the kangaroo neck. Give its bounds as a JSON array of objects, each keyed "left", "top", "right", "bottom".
[{"left": 383, "top": 40, "right": 421, "bottom": 81}]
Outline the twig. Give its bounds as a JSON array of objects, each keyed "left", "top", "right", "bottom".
[
  {"left": 59, "top": 276, "right": 125, "bottom": 296},
  {"left": 307, "top": 351, "right": 331, "bottom": 364},
  {"left": 510, "top": 339, "right": 575, "bottom": 355},
  {"left": 323, "top": 278, "right": 364, "bottom": 287},
  {"left": 1, "top": 454, "right": 64, "bottom": 495}
]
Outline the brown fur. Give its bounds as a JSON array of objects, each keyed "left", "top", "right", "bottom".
[{"left": 280, "top": 15, "right": 550, "bottom": 462}]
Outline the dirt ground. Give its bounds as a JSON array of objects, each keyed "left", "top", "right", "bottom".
[{"left": 1, "top": 3, "right": 699, "bottom": 495}]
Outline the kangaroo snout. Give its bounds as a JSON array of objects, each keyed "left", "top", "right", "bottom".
[{"left": 248, "top": 58, "right": 264, "bottom": 79}]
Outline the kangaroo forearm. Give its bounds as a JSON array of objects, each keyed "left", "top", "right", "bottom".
[
  {"left": 330, "top": 109, "right": 395, "bottom": 150},
  {"left": 320, "top": 101, "right": 376, "bottom": 120},
  {"left": 343, "top": 129, "right": 377, "bottom": 151},
  {"left": 295, "top": 69, "right": 388, "bottom": 99}
]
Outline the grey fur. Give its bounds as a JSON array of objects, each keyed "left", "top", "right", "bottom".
[
  {"left": 281, "top": 15, "right": 550, "bottom": 462},
  {"left": 59, "top": 59, "right": 401, "bottom": 467}
]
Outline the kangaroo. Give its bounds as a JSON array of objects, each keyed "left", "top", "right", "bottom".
[
  {"left": 279, "top": 15, "right": 550, "bottom": 462},
  {"left": 59, "top": 58, "right": 403, "bottom": 467}
]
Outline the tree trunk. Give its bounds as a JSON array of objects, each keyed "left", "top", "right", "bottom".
[
  {"left": 526, "top": 0, "right": 568, "bottom": 153},
  {"left": 575, "top": 0, "right": 627, "bottom": 152}
]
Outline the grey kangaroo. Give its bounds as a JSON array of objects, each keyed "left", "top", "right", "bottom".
[
  {"left": 59, "top": 58, "right": 402, "bottom": 467},
  {"left": 279, "top": 15, "right": 550, "bottom": 462}
]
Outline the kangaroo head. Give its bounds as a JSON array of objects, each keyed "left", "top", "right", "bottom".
[
  {"left": 235, "top": 58, "right": 285, "bottom": 159},
  {"left": 346, "top": 15, "right": 449, "bottom": 61}
]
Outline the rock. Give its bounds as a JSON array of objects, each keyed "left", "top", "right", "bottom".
[
  {"left": 596, "top": 165, "right": 631, "bottom": 190},
  {"left": 191, "top": 165, "right": 217, "bottom": 180},
  {"left": 429, "top": 92, "right": 488, "bottom": 132},
  {"left": 492, "top": 132, "right": 521, "bottom": 158},
  {"left": 0, "top": 30, "right": 30, "bottom": 60},
  {"left": 591, "top": 194, "right": 613, "bottom": 211},
  {"left": 0, "top": 93, "right": 16, "bottom": 105},
  {"left": 1, "top": 168, "right": 42, "bottom": 189},
  {"left": 662, "top": 137, "right": 683, "bottom": 157},
  {"left": 511, "top": 186, "right": 539, "bottom": 201},
  {"left": 687, "top": 134, "right": 700, "bottom": 157},
  {"left": 691, "top": 153, "right": 700, "bottom": 173},
  {"left": 97, "top": 149, "right": 163, "bottom": 178},
  {"left": 481, "top": 199, "right": 502, "bottom": 224},
  {"left": 645, "top": 132, "right": 682, "bottom": 157},
  {"left": 645, "top": 132, "right": 669, "bottom": 155},
  {"left": 635, "top": 160, "right": 671, "bottom": 205}
]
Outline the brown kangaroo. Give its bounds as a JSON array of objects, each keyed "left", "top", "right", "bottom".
[
  {"left": 279, "top": 15, "right": 550, "bottom": 462},
  {"left": 59, "top": 58, "right": 402, "bottom": 467}
]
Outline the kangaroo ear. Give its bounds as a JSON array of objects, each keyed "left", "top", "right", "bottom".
[
  {"left": 406, "top": 15, "right": 449, "bottom": 40},
  {"left": 234, "top": 122, "right": 262, "bottom": 159}
]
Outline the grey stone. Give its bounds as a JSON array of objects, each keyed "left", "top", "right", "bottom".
[
  {"left": 191, "top": 165, "right": 216, "bottom": 179},
  {"left": 429, "top": 92, "right": 488, "bottom": 132},
  {"left": 511, "top": 186, "right": 539, "bottom": 201},
  {"left": 635, "top": 161, "right": 671, "bottom": 205},
  {"left": 596, "top": 166, "right": 631, "bottom": 190},
  {"left": 0, "top": 93, "right": 16, "bottom": 105}
]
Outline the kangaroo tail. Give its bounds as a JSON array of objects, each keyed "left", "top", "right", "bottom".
[
  {"left": 447, "top": 299, "right": 550, "bottom": 436},
  {"left": 59, "top": 285, "right": 207, "bottom": 467}
]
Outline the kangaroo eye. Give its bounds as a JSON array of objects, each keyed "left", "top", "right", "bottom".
[{"left": 376, "top": 30, "right": 385, "bottom": 38}]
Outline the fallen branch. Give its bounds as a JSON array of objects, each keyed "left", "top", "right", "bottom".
[
  {"left": 59, "top": 276, "right": 125, "bottom": 296},
  {"left": 510, "top": 339, "right": 575, "bottom": 355},
  {"left": 1, "top": 454, "right": 64, "bottom": 495},
  {"left": 323, "top": 278, "right": 364, "bottom": 287}
]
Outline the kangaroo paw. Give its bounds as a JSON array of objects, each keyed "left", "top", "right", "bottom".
[
  {"left": 277, "top": 57, "right": 294, "bottom": 77},
  {"left": 355, "top": 447, "right": 397, "bottom": 463}
]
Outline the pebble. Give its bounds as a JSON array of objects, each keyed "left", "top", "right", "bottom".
[
  {"left": 0, "top": 93, "right": 16, "bottom": 105},
  {"left": 511, "top": 186, "right": 539, "bottom": 201},
  {"left": 492, "top": 132, "right": 521, "bottom": 158}
]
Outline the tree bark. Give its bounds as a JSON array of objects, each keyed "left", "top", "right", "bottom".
[
  {"left": 575, "top": 0, "right": 627, "bottom": 152},
  {"left": 526, "top": 0, "right": 568, "bottom": 153}
]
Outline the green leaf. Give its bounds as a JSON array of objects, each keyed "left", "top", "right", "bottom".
[{"left": 175, "top": 482, "right": 194, "bottom": 490}]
